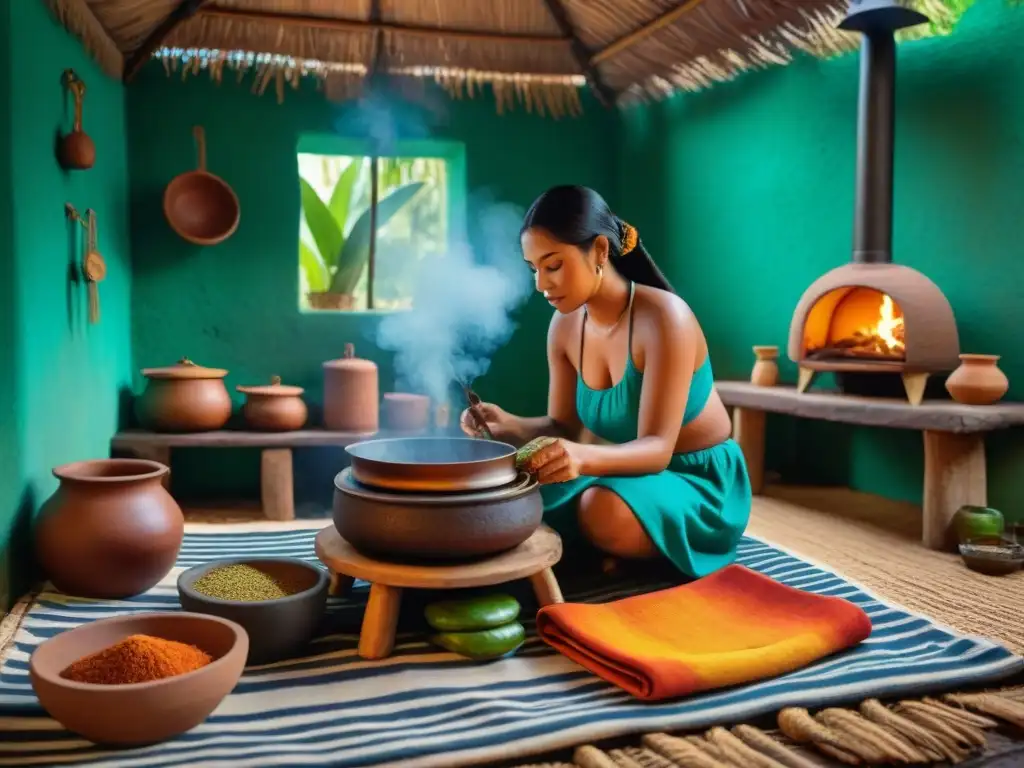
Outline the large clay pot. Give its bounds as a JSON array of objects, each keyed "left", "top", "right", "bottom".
[
  {"left": 34, "top": 459, "right": 184, "bottom": 599},
  {"left": 751, "top": 345, "right": 779, "bottom": 387},
  {"left": 945, "top": 354, "right": 1009, "bottom": 406},
  {"left": 135, "top": 357, "right": 233, "bottom": 432},
  {"left": 237, "top": 375, "right": 308, "bottom": 431},
  {"left": 323, "top": 344, "right": 379, "bottom": 433}
]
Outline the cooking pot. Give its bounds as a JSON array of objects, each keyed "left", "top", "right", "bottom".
[
  {"left": 135, "top": 358, "right": 233, "bottom": 433},
  {"left": 237, "top": 376, "right": 307, "bottom": 431},
  {"left": 345, "top": 436, "right": 518, "bottom": 493},
  {"left": 333, "top": 467, "right": 542, "bottom": 560}
]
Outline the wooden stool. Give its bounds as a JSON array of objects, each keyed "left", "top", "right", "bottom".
[{"left": 314, "top": 525, "right": 564, "bottom": 660}]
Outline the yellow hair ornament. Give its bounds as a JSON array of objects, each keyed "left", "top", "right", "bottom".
[{"left": 620, "top": 220, "right": 639, "bottom": 256}]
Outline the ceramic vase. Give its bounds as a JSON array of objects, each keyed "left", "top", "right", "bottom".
[
  {"left": 945, "top": 354, "right": 1009, "bottom": 406},
  {"left": 751, "top": 346, "right": 779, "bottom": 387},
  {"left": 34, "top": 459, "right": 184, "bottom": 599}
]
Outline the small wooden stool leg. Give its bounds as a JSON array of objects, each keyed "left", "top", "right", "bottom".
[
  {"left": 358, "top": 583, "right": 402, "bottom": 660},
  {"left": 328, "top": 572, "right": 355, "bottom": 597},
  {"left": 529, "top": 568, "right": 563, "bottom": 607}
]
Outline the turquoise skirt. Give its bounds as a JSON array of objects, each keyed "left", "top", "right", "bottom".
[{"left": 539, "top": 438, "right": 752, "bottom": 579}]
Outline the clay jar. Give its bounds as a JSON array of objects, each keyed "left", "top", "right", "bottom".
[
  {"left": 34, "top": 459, "right": 184, "bottom": 599},
  {"left": 136, "top": 358, "right": 233, "bottom": 432},
  {"left": 383, "top": 393, "right": 431, "bottom": 432},
  {"left": 237, "top": 376, "right": 308, "bottom": 431},
  {"left": 323, "top": 344, "right": 379, "bottom": 433},
  {"left": 945, "top": 354, "right": 1009, "bottom": 406},
  {"left": 751, "top": 345, "right": 779, "bottom": 387}
]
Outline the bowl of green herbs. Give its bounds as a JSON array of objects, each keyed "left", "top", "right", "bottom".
[{"left": 177, "top": 558, "right": 329, "bottom": 665}]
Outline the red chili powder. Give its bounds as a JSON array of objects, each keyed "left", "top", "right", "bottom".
[{"left": 59, "top": 633, "right": 213, "bottom": 685}]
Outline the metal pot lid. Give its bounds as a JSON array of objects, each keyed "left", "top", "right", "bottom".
[
  {"left": 236, "top": 375, "right": 304, "bottom": 397},
  {"left": 334, "top": 467, "right": 537, "bottom": 505},
  {"left": 323, "top": 342, "right": 377, "bottom": 371},
  {"left": 141, "top": 357, "right": 228, "bottom": 380}
]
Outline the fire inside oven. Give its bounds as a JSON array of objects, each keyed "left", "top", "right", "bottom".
[{"left": 801, "top": 286, "right": 905, "bottom": 362}]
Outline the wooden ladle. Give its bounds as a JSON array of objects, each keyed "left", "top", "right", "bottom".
[
  {"left": 83, "top": 210, "right": 106, "bottom": 324},
  {"left": 58, "top": 69, "right": 95, "bottom": 171}
]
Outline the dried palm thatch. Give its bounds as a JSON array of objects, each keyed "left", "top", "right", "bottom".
[{"left": 43, "top": 0, "right": 999, "bottom": 113}]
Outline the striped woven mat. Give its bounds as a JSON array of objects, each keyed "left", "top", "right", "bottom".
[{"left": 0, "top": 520, "right": 1021, "bottom": 768}]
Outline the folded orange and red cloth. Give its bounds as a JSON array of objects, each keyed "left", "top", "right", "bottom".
[{"left": 536, "top": 564, "right": 872, "bottom": 701}]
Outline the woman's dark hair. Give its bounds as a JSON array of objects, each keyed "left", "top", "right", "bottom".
[{"left": 521, "top": 185, "right": 674, "bottom": 293}]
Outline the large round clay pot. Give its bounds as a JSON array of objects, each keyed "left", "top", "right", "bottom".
[
  {"left": 751, "top": 345, "right": 779, "bottom": 387},
  {"left": 34, "top": 459, "right": 184, "bottom": 599},
  {"left": 135, "top": 358, "right": 233, "bottom": 432},
  {"left": 237, "top": 376, "right": 308, "bottom": 431},
  {"left": 945, "top": 354, "right": 1009, "bottom": 406}
]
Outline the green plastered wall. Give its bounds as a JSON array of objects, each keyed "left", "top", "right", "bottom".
[
  {"left": 125, "top": 70, "right": 617, "bottom": 501},
  {"left": 0, "top": 0, "right": 133, "bottom": 611},
  {"left": 615, "top": 0, "right": 1024, "bottom": 519}
]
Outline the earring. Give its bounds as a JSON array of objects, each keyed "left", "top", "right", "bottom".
[{"left": 597, "top": 263, "right": 604, "bottom": 275}]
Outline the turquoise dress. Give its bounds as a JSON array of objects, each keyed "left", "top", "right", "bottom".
[{"left": 540, "top": 285, "right": 752, "bottom": 579}]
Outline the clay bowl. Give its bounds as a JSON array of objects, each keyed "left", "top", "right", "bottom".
[
  {"left": 959, "top": 536, "right": 1024, "bottom": 577},
  {"left": 29, "top": 612, "right": 247, "bottom": 746},
  {"left": 177, "top": 558, "right": 329, "bottom": 665}
]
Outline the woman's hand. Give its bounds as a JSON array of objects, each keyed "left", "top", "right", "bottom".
[
  {"left": 459, "top": 401, "right": 517, "bottom": 442},
  {"left": 519, "top": 438, "right": 585, "bottom": 485}
]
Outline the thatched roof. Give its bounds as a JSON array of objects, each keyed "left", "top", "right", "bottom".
[{"left": 47, "top": 0, "right": 970, "bottom": 114}]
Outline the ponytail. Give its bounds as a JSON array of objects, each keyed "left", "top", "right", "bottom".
[{"left": 611, "top": 217, "right": 674, "bottom": 293}]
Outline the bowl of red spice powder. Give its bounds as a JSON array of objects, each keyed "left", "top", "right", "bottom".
[{"left": 29, "top": 611, "right": 247, "bottom": 746}]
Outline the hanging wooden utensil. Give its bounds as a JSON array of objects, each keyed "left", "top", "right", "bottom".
[
  {"left": 163, "top": 125, "right": 240, "bottom": 246},
  {"left": 58, "top": 69, "right": 95, "bottom": 171},
  {"left": 83, "top": 209, "right": 106, "bottom": 325}
]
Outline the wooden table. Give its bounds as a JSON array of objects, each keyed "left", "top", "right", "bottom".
[
  {"left": 111, "top": 428, "right": 379, "bottom": 521},
  {"left": 315, "top": 525, "right": 564, "bottom": 660},
  {"left": 718, "top": 381, "right": 1024, "bottom": 551}
]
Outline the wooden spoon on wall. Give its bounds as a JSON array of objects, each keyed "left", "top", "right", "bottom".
[{"left": 83, "top": 210, "right": 106, "bottom": 325}]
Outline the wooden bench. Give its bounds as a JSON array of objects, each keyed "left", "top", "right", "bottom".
[
  {"left": 111, "top": 429, "right": 380, "bottom": 522},
  {"left": 718, "top": 381, "right": 1024, "bottom": 552}
]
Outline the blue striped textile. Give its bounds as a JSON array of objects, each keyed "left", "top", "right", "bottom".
[{"left": 0, "top": 522, "right": 1020, "bottom": 768}]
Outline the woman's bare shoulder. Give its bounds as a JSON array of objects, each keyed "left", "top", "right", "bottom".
[
  {"left": 633, "top": 284, "right": 694, "bottom": 330},
  {"left": 546, "top": 306, "right": 583, "bottom": 351}
]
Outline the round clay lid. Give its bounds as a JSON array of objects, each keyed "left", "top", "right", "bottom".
[
  {"left": 323, "top": 343, "right": 377, "bottom": 371},
  {"left": 141, "top": 357, "right": 228, "bottom": 380},
  {"left": 237, "top": 375, "right": 304, "bottom": 397}
]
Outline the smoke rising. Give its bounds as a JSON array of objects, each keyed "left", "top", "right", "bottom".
[
  {"left": 375, "top": 192, "right": 534, "bottom": 408},
  {"left": 337, "top": 83, "right": 535, "bottom": 412}
]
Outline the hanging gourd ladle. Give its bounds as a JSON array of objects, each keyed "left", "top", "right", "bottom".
[
  {"left": 58, "top": 69, "right": 95, "bottom": 171},
  {"left": 163, "top": 125, "right": 240, "bottom": 246}
]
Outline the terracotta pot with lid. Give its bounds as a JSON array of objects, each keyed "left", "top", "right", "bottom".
[
  {"left": 34, "top": 459, "right": 184, "bottom": 599},
  {"left": 237, "top": 376, "right": 308, "bottom": 431},
  {"left": 135, "top": 358, "right": 233, "bottom": 433},
  {"left": 323, "top": 344, "right": 378, "bottom": 433}
]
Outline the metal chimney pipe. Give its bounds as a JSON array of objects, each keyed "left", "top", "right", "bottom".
[{"left": 838, "top": 0, "right": 929, "bottom": 264}]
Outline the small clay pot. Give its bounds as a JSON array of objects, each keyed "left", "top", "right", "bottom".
[
  {"left": 34, "top": 459, "right": 184, "bottom": 599},
  {"left": 136, "top": 358, "right": 233, "bottom": 432},
  {"left": 323, "top": 344, "right": 378, "bottom": 433},
  {"left": 945, "top": 354, "right": 1009, "bottom": 406},
  {"left": 751, "top": 345, "right": 779, "bottom": 387},
  {"left": 237, "top": 376, "right": 307, "bottom": 431},
  {"left": 382, "top": 393, "right": 431, "bottom": 432}
]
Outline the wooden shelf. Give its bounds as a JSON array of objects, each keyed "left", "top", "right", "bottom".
[
  {"left": 716, "top": 381, "right": 1024, "bottom": 434},
  {"left": 112, "top": 428, "right": 381, "bottom": 449}
]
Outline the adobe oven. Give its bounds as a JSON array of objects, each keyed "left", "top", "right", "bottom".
[{"left": 787, "top": 0, "right": 960, "bottom": 406}]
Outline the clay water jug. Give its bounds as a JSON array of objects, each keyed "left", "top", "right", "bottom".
[
  {"left": 34, "top": 459, "right": 184, "bottom": 599},
  {"left": 751, "top": 346, "right": 779, "bottom": 387},
  {"left": 945, "top": 354, "right": 1009, "bottom": 406}
]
